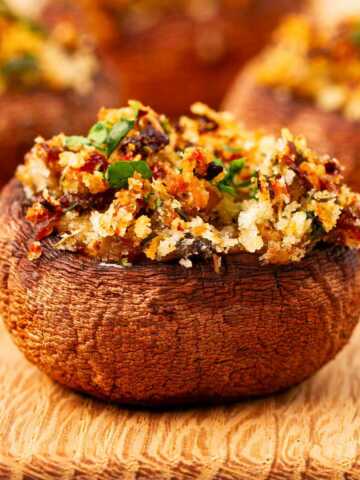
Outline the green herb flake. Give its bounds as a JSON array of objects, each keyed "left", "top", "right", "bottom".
[
  {"left": 129, "top": 100, "right": 142, "bottom": 118},
  {"left": 105, "top": 160, "right": 152, "bottom": 189},
  {"left": 88, "top": 122, "right": 108, "bottom": 146},
  {"left": 213, "top": 158, "right": 224, "bottom": 167},
  {"left": 65, "top": 136, "right": 90, "bottom": 149},
  {"left": 216, "top": 157, "right": 246, "bottom": 196},
  {"left": 132, "top": 160, "right": 152, "bottom": 179},
  {"left": 217, "top": 182, "right": 236, "bottom": 196},
  {"left": 229, "top": 158, "right": 245, "bottom": 174},
  {"left": 105, "top": 161, "right": 134, "bottom": 189},
  {"left": 107, "top": 120, "right": 134, "bottom": 156}
]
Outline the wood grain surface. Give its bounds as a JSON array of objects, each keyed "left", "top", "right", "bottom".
[{"left": 1, "top": 321, "right": 360, "bottom": 479}]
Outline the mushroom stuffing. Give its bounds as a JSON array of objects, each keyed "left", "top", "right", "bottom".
[
  {"left": 17, "top": 101, "right": 360, "bottom": 268},
  {"left": 0, "top": 0, "right": 97, "bottom": 95}
]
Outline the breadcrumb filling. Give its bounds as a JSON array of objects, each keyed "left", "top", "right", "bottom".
[
  {"left": 254, "top": 15, "right": 360, "bottom": 120},
  {"left": 0, "top": 0, "right": 97, "bottom": 95},
  {"left": 17, "top": 101, "right": 360, "bottom": 268}
]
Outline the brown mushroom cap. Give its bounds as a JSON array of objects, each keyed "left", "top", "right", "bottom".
[
  {"left": 1, "top": 179, "right": 360, "bottom": 406},
  {"left": 223, "top": 67, "right": 360, "bottom": 191}
]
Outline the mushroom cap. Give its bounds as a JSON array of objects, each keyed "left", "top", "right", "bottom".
[
  {"left": 223, "top": 67, "right": 360, "bottom": 191},
  {"left": 1, "top": 179, "right": 360, "bottom": 406}
]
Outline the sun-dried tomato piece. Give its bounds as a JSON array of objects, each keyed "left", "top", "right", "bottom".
[{"left": 80, "top": 152, "right": 108, "bottom": 173}]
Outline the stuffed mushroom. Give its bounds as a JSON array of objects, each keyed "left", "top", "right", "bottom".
[
  {"left": 1, "top": 102, "right": 360, "bottom": 406},
  {"left": 0, "top": 0, "right": 119, "bottom": 187},
  {"left": 224, "top": 13, "right": 360, "bottom": 190}
]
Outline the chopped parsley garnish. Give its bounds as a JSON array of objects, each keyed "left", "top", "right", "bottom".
[
  {"left": 107, "top": 120, "right": 135, "bottom": 156},
  {"left": 65, "top": 118, "right": 136, "bottom": 155},
  {"left": 65, "top": 136, "right": 90, "bottom": 149},
  {"left": 229, "top": 158, "right": 245, "bottom": 175},
  {"left": 130, "top": 100, "right": 142, "bottom": 118},
  {"left": 217, "top": 183, "right": 236, "bottom": 196},
  {"left": 132, "top": 160, "right": 152, "bottom": 180},
  {"left": 88, "top": 122, "right": 108, "bottom": 147},
  {"left": 213, "top": 158, "right": 224, "bottom": 167},
  {"left": 217, "top": 158, "right": 245, "bottom": 196},
  {"left": 105, "top": 161, "right": 134, "bottom": 189},
  {"left": 106, "top": 160, "right": 152, "bottom": 188}
]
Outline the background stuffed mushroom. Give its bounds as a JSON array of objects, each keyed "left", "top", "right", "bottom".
[
  {"left": 224, "top": 8, "right": 360, "bottom": 191},
  {"left": 0, "top": 0, "right": 119, "bottom": 188},
  {"left": 87, "top": 0, "right": 304, "bottom": 117}
]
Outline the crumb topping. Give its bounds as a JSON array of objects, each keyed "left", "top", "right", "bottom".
[
  {"left": 16, "top": 101, "right": 360, "bottom": 268},
  {"left": 0, "top": 0, "right": 97, "bottom": 95},
  {"left": 254, "top": 15, "right": 360, "bottom": 120}
]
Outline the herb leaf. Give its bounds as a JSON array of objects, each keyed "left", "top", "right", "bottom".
[
  {"left": 216, "top": 157, "right": 245, "bottom": 196},
  {"left": 88, "top": 122, "right": 108, "bottom": 146},
  {"left": 213, "top": 158, "right": 224, "bottom": 167},
  {"left": 129, "top": 100, "right": 142, "bottom": 118},
  {"left": 105, "top": 160, "right": 152, "bottom": 188},
  {"left": 106, "top": 161, "right": 135, "bottom": 188},
  {"left": 107, "top": 120, "right": 134, "bottom": 155},
  {"left": 217, "top": 182, "right": 236, "bottom": 196},
  {"left": 65, "top": 136, "right": 90, "bottom": 149},
  {"left": 132, "top": 160, "right": 152, "bottom": 179},
  {"left": 229, "top": 158, "right": 245, "bottom": 175}
]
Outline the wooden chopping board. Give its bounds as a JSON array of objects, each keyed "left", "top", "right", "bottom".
[{"left": 0, "top": 320, "right": 360, "bottom": 480}]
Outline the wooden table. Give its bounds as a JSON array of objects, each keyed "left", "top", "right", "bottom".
[{"left": 0, "top": 320, "right": 360, "bottom": 480}]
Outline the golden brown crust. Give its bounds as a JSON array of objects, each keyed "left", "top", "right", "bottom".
[
  {"left": 223, "top": 67, "right": 360, "bottom": 190},
  {"left": 1, "top": 179, "right": 360, "bottom": 406},
  {"left": 92, "top": 0, "right": 303, "bottom": 116}
]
